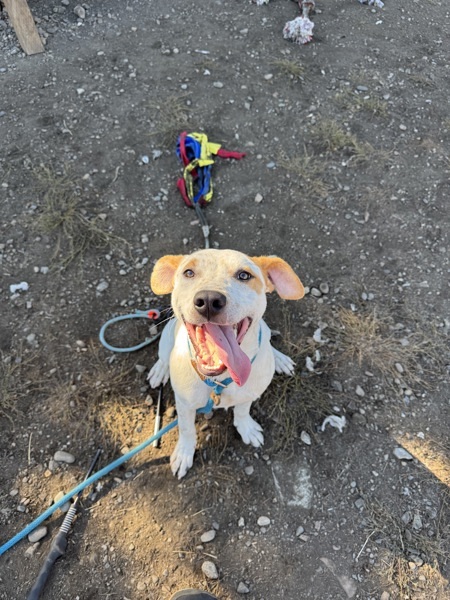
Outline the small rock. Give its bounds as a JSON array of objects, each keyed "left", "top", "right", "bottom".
[
  {"left": 136, "top": 581, "right": 147, "bottom": 591},
  {"left": 25, "top": 543, "right": 40, "bottom": 557},
  {"left": 300, "top": 431, "right": 311, "bottom": 445},
  {"left": 237, "top": 582, "right": 250, "bottom": 594},
  {"left": 393, "top": 447, "right": 413, "bottom": 461},
  {"left": 201, "top": 560, "right": 219, "bottom": 579},
  {"left": 331, "top": 380, "right": 343, "bottom": 392},
  {"left": 296, "top": 526, "right": 305, "bottom": 536},
  {"left": 76, "top": 87, "right": 85, "bottom": 96},
  {"left": 54, "top": 450, "right": 75, "bottom": 464},
  {"left": 401, "top": 511, "right": 412, "bottom": 525},
  {"left": 26, "top": 334, "right": 36, "bottom": 345},
  {"left": 200, "top": 530, "right": 216, "bottom": 543},
  {"left": 75, "top": 340, "right": 86, "bottom": 348},
  {"left": 96, "top": 281, "right": 109, "bottom": 293},
  {"left": 264, "top": 73, "right": 273, "bottom": 80},
  {"left": 141, "top": 155, "right": 149, "bottom": 164},
  {"left": 310, "top": 287, "right": 322, "bottom": 298},
  {"left": 238, "top": 517, "right": 245, "bottom": 527},
  {"left": 395, "top": 362, "right": 404, "bottom": 374},
  {"left": 244, "top": 466, "right": 254, "bottom": 475},
  {"left": 28, "top": 526, "right": 48, "bottom": 543},
  {"left": 412, "top": 514, "right": 423, "bottom": 530},
  {"left": 152, "top": 150, "right": 162, "bottom": 160},
  {"left": 319, "top": 282, "right": 329, "bottom": 294},
  {"left": 380, "top": 592, "right": 390, "bottom": 600},
  {"left": 355, "top": 385, "right": 365, "bottom": 397},
  {"left": 73, "top": 4, "right": 86, "bottom": 18},
  {"left": 257, "top": 516, "right": 271, "bottom": 527},
  {"left": 354, "top": 498, "right": 365, "bottom": 510},
  {"left": 254, "top": 193, "right": 263, "bottom": 204},
  {"left": 213, "top": 81, "right": 224, "bottom": 88}
]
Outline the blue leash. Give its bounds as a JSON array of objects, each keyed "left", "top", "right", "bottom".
[
  {"left": 98, "top": 309, "right": 163, "bottom": 353},
  {"left": 0, "top": 399, "right": 214, "bottom": 557}
]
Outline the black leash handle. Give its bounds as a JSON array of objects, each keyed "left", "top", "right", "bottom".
[{"left": 27, "top": 448, "right": 102, "bottom": 600}]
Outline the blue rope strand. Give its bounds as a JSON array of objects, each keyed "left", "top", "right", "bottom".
[
  {"left": 0, "top": 399, "right": 214, "bottom": 557},
  {"left": 99, "top": 310, "right": 161, "bottom": 353}
]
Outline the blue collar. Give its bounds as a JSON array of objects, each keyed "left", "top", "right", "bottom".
[{"left": 190, "top": 325, "right": 262, "bottom": 405}]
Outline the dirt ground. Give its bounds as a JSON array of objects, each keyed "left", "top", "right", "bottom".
[{"left": 0, "top": 0, "right": 449, "bottom": 598}]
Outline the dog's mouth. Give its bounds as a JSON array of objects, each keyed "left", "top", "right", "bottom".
[{"left": 185, "top": 317, "right": 253, "bottom": 386}]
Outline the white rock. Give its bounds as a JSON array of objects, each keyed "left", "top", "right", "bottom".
[
  {"left": 53, "top": 491, "right": 71, "bottom": 512},
  {"left": 257, "top": 516, "right": 271, "bottom": 527},
  {"left": 393, "top": 447, "right": 413, "bottom": 461},
  {"left": 10, "top": 282, "right": 29, "bottom": 293},
  {"left": 319, "top": 282, "right": 329, "bottom": 294},
  {"left": 237, "top": 582, "right": 250, "bottom": 594},
  {"left": 74, "top": 4, "right": 86, "bottom": 19},
  {"left": 200, "top": 530, "right": 216, "bottom": 543},
  {"left": 28, "top": 526, "right": 48, "bottom": 543},
  {"left": 244, "top": 466, "right": 254, "bottom": 475},
  {"left": 296, "top": 526, "right": 305, "bottom": 536},
  {"left": 213, "top": 81, "right": 224, "bottom": 88},
  {"left": 54, "top": 450, "right": 75, "bottom": 464},
  {"left": 264, "top": 73, "right": 273, "bottom": 80},
  {"left": 201, "top": 560, "right": 219, "bottom": 579},
  {"left": 96, "top": 280, "right": 109, "bottom": 293},
  {"left": 355, "top": 385, "right": 365, "bottom": 397},
  {"left": 300, "top": 431, "right": 311, "bottom": 445},
  {"left": 254, "top": 193, "right": 263, "bottom": 204},
  {"left": 238, "top": 517, "right": 245, "bottom": 527}
]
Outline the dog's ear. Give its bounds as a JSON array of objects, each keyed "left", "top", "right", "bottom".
[
  {"left": 151, "top": 255, "right": 184, "bottom": 295},
  {"left": 251, "top": 256, "right": 305, "bottom": 300}
]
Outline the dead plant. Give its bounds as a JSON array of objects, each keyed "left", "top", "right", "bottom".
[{"left": 278, "top": 148, "right": 330, "bottom": 198}]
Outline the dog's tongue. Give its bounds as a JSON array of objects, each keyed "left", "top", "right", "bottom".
[{"left": 204, "top": 323, "right": 251, "bottom": 386}]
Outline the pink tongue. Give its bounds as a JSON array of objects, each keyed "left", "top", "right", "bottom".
[{"left": 204, "top": 323, "right": 251, "bottom": 386}]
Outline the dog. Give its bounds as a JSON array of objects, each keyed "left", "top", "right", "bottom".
[{"left": 147, "top": 249, "right": 304, "bottom": 479}]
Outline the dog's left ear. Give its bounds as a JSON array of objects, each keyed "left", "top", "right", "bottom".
[
  {"left": 151, "top": 255, "right": 184, "bottom": 295},
  {"left": 251, "top": 256, "right": 305, "bottom": 300}
]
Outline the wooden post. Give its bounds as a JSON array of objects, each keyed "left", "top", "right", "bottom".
[{"left": 2, "top": 0, "right": 44, "bottom": 55}]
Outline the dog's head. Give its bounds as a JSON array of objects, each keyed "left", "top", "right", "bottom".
[{"left": 150, "top": 249, "right": 304, "bottom": 387}]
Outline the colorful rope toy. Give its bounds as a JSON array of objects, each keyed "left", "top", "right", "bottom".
[{"left": 176, "top": 131, "right": 245, "bottom": 208}]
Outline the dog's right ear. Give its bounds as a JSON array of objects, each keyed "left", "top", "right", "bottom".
[{"left": 150, "top": 255, "right": 184, "bottom": 295}]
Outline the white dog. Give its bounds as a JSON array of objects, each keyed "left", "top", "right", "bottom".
[{"left": 148, "top": 249, "right": 304, "bottom": 478}]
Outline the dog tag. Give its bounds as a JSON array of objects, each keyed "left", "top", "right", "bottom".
[{"left": 210, "top": 392, "right": 221, "bottom": 406}]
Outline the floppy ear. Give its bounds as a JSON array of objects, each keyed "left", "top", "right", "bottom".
[
  {"left": 150, "top": 255, "right": 184, "bottom": 295},
  {"left": 251, "top": 256, "right": 305, "bottom": 300}
]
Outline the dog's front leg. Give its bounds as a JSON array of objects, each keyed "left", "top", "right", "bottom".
[
  {"left": 170, "top": 397, "right": 198, "bottom": 479},
  {"left": 147, "top": 318, "right": 176, "bottom": 388},
  {"left": 233, "top": 401, "right": 264, "bottom": 448}
]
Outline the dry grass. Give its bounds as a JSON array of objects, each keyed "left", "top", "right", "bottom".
[
  {"left": 367, "top": 497, "right": 450, "bottom": 598},
  {"left": 34, "top": 166, "right": 128, "bottom": 268},
  {"left": 149, "top": 94, "right": 193, "bottom": 146},
  {"left": 278, "top": 148, "right": 330, "bottom": 198},
  {"left": 270, "top": 58, "right": 305, "bottom": 82},
  {"left": 408, "top": 73, "right": 436, "bottom": 88},
  {"left": 311, "top": 119, "right": 390, "bottom": 165},
  {"left": 328, "top": 307, "right": 443, "bottom": 391},
  {"left": 0, "top": 350, "right": 38, "bottom": 424},
  {"left": 44, "top": 344, "right": 143, "bottom": 448},
  {"left": 336, "top": 88, "right": 389, "bottom": 118}
]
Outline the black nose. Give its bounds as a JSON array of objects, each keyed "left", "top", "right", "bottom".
[{"left": 193, "top": 290, "right": 227, "bottom": 319}]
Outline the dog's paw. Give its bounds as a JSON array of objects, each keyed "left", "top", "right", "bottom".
[
  {"left": 273, "top": 347, "right": 296, "bottom": 376},
  {"left": 170, "top": 441, "right": 196, "bottom": 479},
  {"left": 235, "top": 416, "right": 264, "bottom": 448},
  {"left": 147, "top": 359, "right": 170, "bottom": 388}
]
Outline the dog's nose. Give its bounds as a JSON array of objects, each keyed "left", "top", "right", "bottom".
[{"left": 193, "top": 290, "right": 227, "bottom": 319}]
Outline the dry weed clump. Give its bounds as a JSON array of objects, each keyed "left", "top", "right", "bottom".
[
  {"left": 149, "top": 94, "right": 193, "bottom": 146},
  {"left": 278, "top": 149, "right": 330, "bottom": 198},
  {"left": 270, "top": 58, "right": 305, "bottom": 82},
  {"left": 34, "top": 165, "right": 127, "bottom": 268},
  {"left": 328, "top": 307, "right": 442, "bottom": 391}
]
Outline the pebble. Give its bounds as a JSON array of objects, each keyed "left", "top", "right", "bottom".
[
  {"left": 244, "top": 466, "right": 254, "bottom": 475},
  {"left": 399, "top": 124, "right": 407, "bottom": 131},
  {"left": 254, "top": 193, "right": 263, "bottom": 204},
  {"left": 355, "top": 385, "right": 365, "bottom": 397},
  {"left": 257, "top": 516, "right": 271, "bottom": 527},
  {"left": 237, "top": 582, "right": 250, "bottom": 594},
  {"left": 54, "top": 450, "right": 75, "bottom": 464},
  {"left": 28, "top": 526, "right": 48, "bottom": 543},
  {"left": 201, "top": 560, "right": 219, "bottom": 579},
  {"left": 380, "top": 592, "right": 390, "bottom": 600},
  {"left": 395, "top": 362, "right": 404, "bottom": 374},
  {"left": 213, "top": 81, "right": 224, "bottom": 88},
  {"left": 25, "top": 543, "right": 40, "bottom": 557},
  {"left": 96, "top": 281, "right": 109, "bottom": 293},
  {"left": 136, "top": 581, "right": 147, "bottom": 591},
  {"left": 393, "top": 447, "right": 413, "bottom": 461},
  {"left": 310, "top": 287, "right": 322, "bottom": 297},
  {"left": 354, "top": 498, "right": 365, "bottom": 510},
  {"left": 264, "top": 73, "right": 273, "bottom": 80},
  {"left": 300, "top": 431, "right": 311, "bottom": 445},
  {"left": 402, "top": 511, "right": 412, "bottom": 525},
  {"left": 331, "top": 380, "right": 343, "bottom": 392},
  {"left": 319, "top": 282, "right": 329, "bottom": 294},
  {"left": 74, "top": 4, "right": 86, "bottom": 19},
  {"left": 75, "top": 340, "right": 86, "bottom": 348},
  {"left": 412, "top": 514, "right": 423, "bottom": 530},
  {"left": 296, "top": 526, "right": 305, "bottom": 536},
  {"left": 200, "top": 530, "right": 216, "bottom": 543}
]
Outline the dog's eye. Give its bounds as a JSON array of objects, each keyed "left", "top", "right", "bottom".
[
  {"left": 183, "top": 269, "right": 195, "bottom": 278},
  {"left": 237, "top": 271, "right": 252, "bottom": 282}
]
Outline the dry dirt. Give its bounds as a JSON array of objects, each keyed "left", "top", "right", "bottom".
[{"left": 0, "top": 0, "right": 449, "bottom": 599}]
